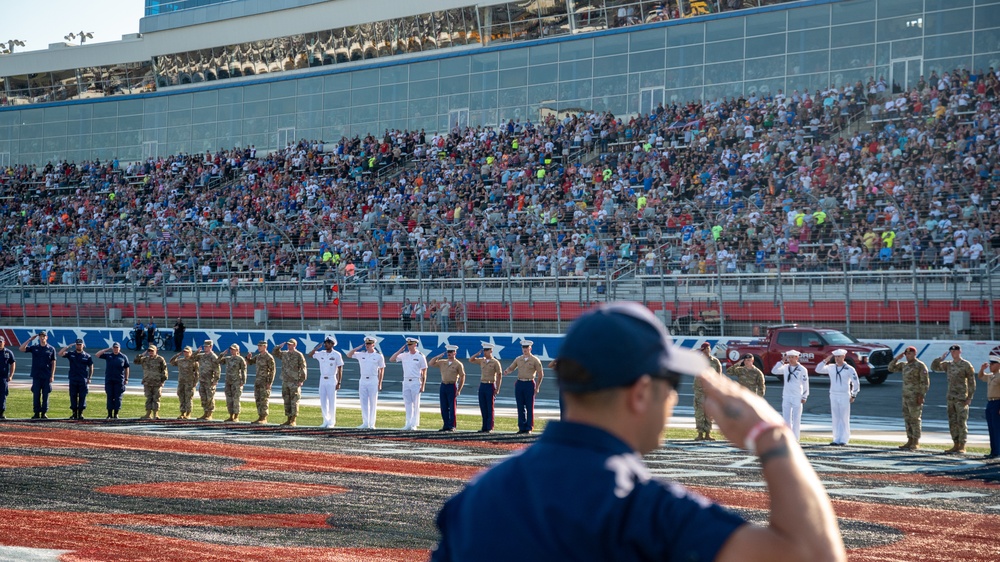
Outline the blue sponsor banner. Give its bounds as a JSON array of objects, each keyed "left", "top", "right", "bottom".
[{"left": 2, "top": 327, "right": 997, "bottom": 369}]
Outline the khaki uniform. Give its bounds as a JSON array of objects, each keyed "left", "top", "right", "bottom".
[
  {"left": 169, "top": 355, "right": 199, "bottom": 415},
  {"left": 438, "top": 360, "right": 465, "bottom": 384},
  {"left": 694, "top": 355, "right": 722, "bottom": 435},
  {"left": 727, "top": 364, "right": 765, "bottom": 396},
  {"left": 135, "top": 355, "right": 168, "bottom": 412},
  {"left": 223, "top": 355, "right": 248, "bottom": 416},
  {"left": 479, "top": 358, "right": 503, "bottom": 385},
  {"left": 932, "top": 357, "right": 977, "bottom": 444},
  {"left": 247, "top": 351, "right": 276, "bottom": 419},
  {"left": 194, "top": 350, "right": 222, "bottom": 414},
  {"left": 889, "top": 357, "right": 930, "bottom": 441},
  {"left": 274, "top": 349, "right": 308, "bottom": 417}
]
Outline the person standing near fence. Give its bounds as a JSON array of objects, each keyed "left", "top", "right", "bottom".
[
  {"left": 133, "top": 320, "right": 145, "bottom": 351},
  {"left": 134, "top": 345, "right": 168, "bottom": 420},
  {"left": 194, "top": 340, "right": 223, "bottom": 421},
  {"left": 771, "top": 350, "right": 809, "bottom": 440},
  {"left": 95, "top": 343, "right": 129, "bottom": 420},
  {"left": 246, "top": 341, "right": 276, "bottom": 424},
  {"left": 20, "top": 331, "right": 56, "bottom": 420},
  {"left": 504, "top": 340, "right": 544, "bottom": 434},
  {"left": 274, "top": 339, "right": 308, "bottom": 427},
  {"left": 814, "top": 350, "right": 859, "bottom": 446},
  {"left": 309, "top": 336, "right": 344, "bottom": 428},
  {"left": 59, "top": 339, "right": 93, "bottom": 420},
  {"left": 429, "top": 345, "right": 465, "bottom": 431},
  {"left": 169, "top": 346, "right": 199, "bottom": 420},
  {"left": 173, "top": 318, "right": 186, "bottom": 351},
  {"left": 146, "top": 320, "right": 158, "bottom": 349},
  {"left": 222, "top": 344, "right": 248, "bottom": 422},
  {"left": 888, "top": 346, "right": 930, "bottom": 450},
  {"left": 390, "top": 337, "right": 427, "bottom": 430},
  {"left": 401, "top": 299, "right": 414, "bottom": 331},
  {"left": 0, "top": 337, "right": 15, "bottom": 420},
  {"left": 978, "top": 356, "right": 1000, "bottom": 460},
  {"left": 932, "top": 344, "right": 976, "bottom": 454},
  {"left": 346, "top": 337, "right": 385, "bottom": 429},
  {"left": 727, "top": 353, "right": 765, "bottom": 397},
  {"left": 695, "top": 342, "right": 721, "bottom": 441},
  {"left": 470, "top": 343, "right": 502, "bottom": 433}
]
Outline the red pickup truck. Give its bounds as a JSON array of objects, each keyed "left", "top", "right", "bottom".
[{"left": 718, "top": 324, "right": 893, "bottom": 385}]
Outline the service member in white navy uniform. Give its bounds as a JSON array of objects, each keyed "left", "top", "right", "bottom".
[
  {"left": 814, "top": 349, "right": 859, "bottom": 445},
  {"left": 771, "top": 349, "right": 809, "bottom": 440},
  {"left": 390, "top": 337, "right": 428, "bottom": 430},
  {"left": 346, "top": 336, "right": 385, "bottom": 429},
  {"left": 309, "top": 335, "right": 344, "bottom": 428}
]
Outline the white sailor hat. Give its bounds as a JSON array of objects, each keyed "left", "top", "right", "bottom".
[
  {"left": 520, "top": 340, "right": 533, "bottom": 347},
  {"left": 785, "top": 349, "right": 801, "bottom": 356},
  {"left": 990, "top": 355, "right": 1000, "bottom": 363},
  {"left": 445, "top": 345, "right": 458, "bottom": 352},
  {"left": 405, "top": 337, "right": 419, "bottom": 344},
  {"left": 832, "top": 349, "right": 848, "bottom": 357},
  {"left": 324, "top": 334, "right": 337, "bottom": 344},
  {"left": 364, "top": 336, "right": 376, "bottom": 343},
  {"left": 482, "top": 343, "right": 495, "bottom": 350}
]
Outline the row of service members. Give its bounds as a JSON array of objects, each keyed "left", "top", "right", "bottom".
[
  {"left": 338, "top": 336, "right": 545, "bottom": 433},
  {"left": 0, "top": 331, "right": 551, "bottom": 434},
  {"left": 689, "top": 341, "right": 1000, "bottom": 458}
]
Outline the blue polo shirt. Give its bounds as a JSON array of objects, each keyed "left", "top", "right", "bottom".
[
  {"left": 25, "top": 344, "right": 57, "bottom": 380},
  {"left": 100, "top": 352, "right": 130, "bottom": 385},
  {"left": 64, "top": 350, "right": 94, "bottom": 382},
  {"left": 433, "top": 421, "right": 745, "bottom": 561}
]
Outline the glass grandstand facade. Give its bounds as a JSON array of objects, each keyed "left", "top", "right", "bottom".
[{"left": 0, "top": 0, "right": 998, "bottom": 165}]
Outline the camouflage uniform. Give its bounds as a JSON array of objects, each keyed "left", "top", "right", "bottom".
[
  {"left": 931, "top": 356, "right": 976, "bottom": 445},
  {"left": 888, "top": 357, "right": 929, "bottom": 442},
  {"left": 169, "top": 354, "right": 199, "bottom": 416},
  {"left": 194, "top": 350, "right": 222, "bottom": 415},
  {"left": 727, "top": 363, "right": 765, "bottom": 397},
  {"left": 694, "top": 355, "right": 722, "bottom": 438},
  {"left": 135, "top": 355, "right": 168, "bottom": 413},
  {"left": 274, "top": 348, "right": 308, "bottom": 417},
  {"left": 223, "top": 355, "right": 248, "bottom": 417},
  {"left": 247, "top": 350, "right": 276, "bottom": 419}
]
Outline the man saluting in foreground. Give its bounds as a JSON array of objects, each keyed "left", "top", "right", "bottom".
[{"left": 432, "top": 301, "right": 844, "bottom": 562}]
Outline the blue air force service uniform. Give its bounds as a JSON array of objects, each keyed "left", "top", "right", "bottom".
[
  {"left": 64, "top": 350, "right": 95, "bottom": 413},
  {"left": 432, "top": 421, "right": 745, "bottom": 561},
  {"left": 101, "top": 351, "right": 130, "bottom": 412},
  {"left": 26, "top": 343, "right": 57, "bottom": 415}
]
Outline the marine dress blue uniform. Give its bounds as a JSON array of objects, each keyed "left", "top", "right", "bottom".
[{"left": 433, "top": 420, "right": 745, "bottom": 561}]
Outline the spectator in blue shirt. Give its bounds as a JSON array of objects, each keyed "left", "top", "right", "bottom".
[{"left": 433, "top": 302, "right": 844, "bottom": 562}]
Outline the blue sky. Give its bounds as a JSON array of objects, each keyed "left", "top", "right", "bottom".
[{"left": 0, "top": 0, "right": 144, "bottom": 53}]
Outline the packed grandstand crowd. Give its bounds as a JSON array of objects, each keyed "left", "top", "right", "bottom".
[{"left": 1, "top": 66, "right": 999, "bottom": 287}]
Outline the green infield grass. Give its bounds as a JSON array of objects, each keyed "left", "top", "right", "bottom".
[{"left": 0, "top": 389, "right": 987, "bottom": 453}]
